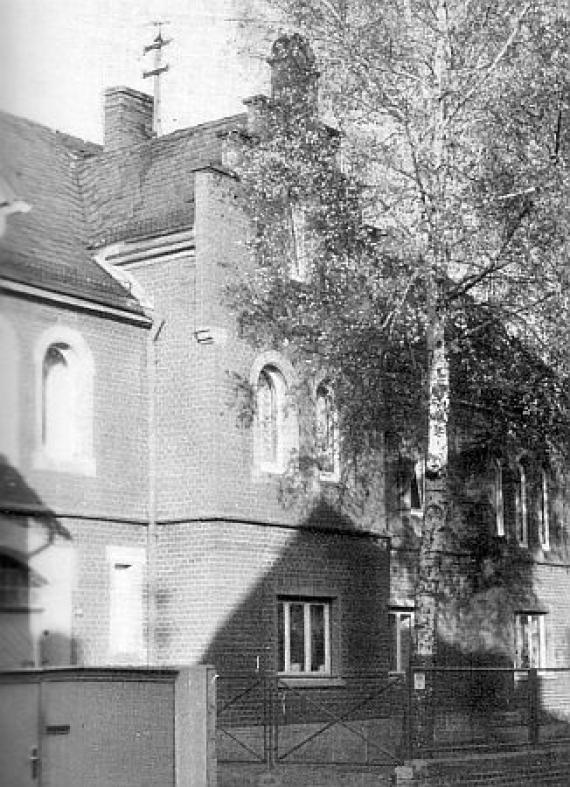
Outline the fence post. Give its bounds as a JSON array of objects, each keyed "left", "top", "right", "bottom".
[
  {"left": 405, "top": 664, "right": 414, "bottom": 760},
  {"left": 528, "top": 668, "right": 539, "bottom": 746}
]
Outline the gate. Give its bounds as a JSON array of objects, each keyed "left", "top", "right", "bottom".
[
  {"left": 217, "top": 669, "right": 406, "bottom": 769},
  {"left": 0, "top": 666, "right": 215, "bottom": 787}
]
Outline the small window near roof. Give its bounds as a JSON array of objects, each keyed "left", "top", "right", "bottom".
[{"left": 315, "top": 382, "right": 339, "bottom": 480}]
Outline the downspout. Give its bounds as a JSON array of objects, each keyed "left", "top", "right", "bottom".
[{"left": 147, "top": 312, "right": 165, "bottom": 666}]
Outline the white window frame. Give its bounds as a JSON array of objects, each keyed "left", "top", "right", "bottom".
[
  {"left": 315, "top": 382, "right": 340, "bottom": 482},
  {"left": 514, "top": 612, "right": 546, "bottom": 670},
  {"left": 516, "top": 461, "right": 528, "bottom": 547},
  {"left": 252, "top": 356, "right": 298, "bottom": 476},
  {"left": 389, "top": 608, "right": 414, "bottom": 674},
  {"left": 278, "top": 598, "right": 332, "bottom": 676},
  {"left": 494, "top": 459, "right": 505, "bottom": 537},
  {"left": 539, "top": 469, "right": 550, "bottom": 552}
]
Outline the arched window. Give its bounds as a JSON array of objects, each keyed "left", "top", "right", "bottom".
[
  {"left": 43, "top": 343, "right": 77, "bottom": 459},
  {"left": 257, "top": 367, "right": 279, "bottom": 465},
  {"left": 315, "top": 382, "right": 339, "bottom": 479},
  {"left": 35, "top": 328, "right": 95, "bottom": 474}
]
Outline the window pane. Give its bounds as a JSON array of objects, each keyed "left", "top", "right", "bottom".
[
  {"left": 400, "top": 614, "right": 412, "bottom": 672},
  {"left": 289, "top": 603, "right": 305, "bottom": 672},
  {"left": 278, "top": 601, "right": 285, "bottom": 672},
  {"left": 310, "top": 604, "right": 325, "bottom": 672}
]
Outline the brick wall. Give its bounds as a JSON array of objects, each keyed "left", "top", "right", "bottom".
[{"left": 154, "top": 519, "right": 390, "bottom": 673}]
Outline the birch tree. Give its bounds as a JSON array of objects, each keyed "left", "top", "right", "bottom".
[{"left": 232, "top": 0, "right": 569, "bottom": 745}]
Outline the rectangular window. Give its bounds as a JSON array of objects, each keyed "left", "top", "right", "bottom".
[
  {"left": 539, "top": 470, "right": 550, "bottom": 551},
  {"left": 389, "top": 608, "right": 414, "bottom": 673},
  {"left": 516, "top": 462, "right": 528, "bottom": 547},
  {"left": 494, "top": 460, "right": 505, "bottom": 537},
  {"left": 278, "top": 598, "right": 331, "bottom": 675},
  {"left": 515, "top": 612, "right": 546, "bottom": 669},
  {"left": 107, "top": 546, "right": 145, "bottom": 661}
]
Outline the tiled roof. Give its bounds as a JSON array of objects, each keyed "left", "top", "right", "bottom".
[
  {"left": 0, "top": 109, "right": 247, "bottom": 314},
  {"left": 79, "top": 113, "right": 246, "bottom": 248},
  {"left": 0, "top": 112, "right": 145, "bottom": 315}
]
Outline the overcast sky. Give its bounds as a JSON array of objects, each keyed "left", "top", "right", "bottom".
[{"left": 0, "top": 0, "right": 276, "bottom": 142}]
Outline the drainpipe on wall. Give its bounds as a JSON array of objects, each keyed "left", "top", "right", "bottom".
[{"left": 147, "top": 313, "right": 165, "bottom": 666}]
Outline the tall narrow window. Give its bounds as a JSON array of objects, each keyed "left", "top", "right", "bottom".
[
  {"left": 107, "top": 547, "right": 145, "bottom": 661},
  {"left": 539, "top": 469, "right": 550, "bottom": 551},
  {"left": 389, "top": 608, "right": 414, "bottom": 673},
  {"left": 278, "top": 598, "right": 331, "bottom": 675},
  {"left": 36, "top": 328, "right": 94, "bottom": 474},
  {"left": 516, "top": 461, "right": 528, "bottom": 547},
  {"left": 315, "top": 382, "right": 339, "bottom": 479},
  {"left": 494, "top": 460, "right": 505, "bottom": 537},
  {"left": 256, "top": 366, "right": 285, "bottom": 470},
  {"left": 43, "top": 343, "right": 77, "bottom": 459},
  {"left": 515, "top": 612, "right": 546, "bottom": 669}
]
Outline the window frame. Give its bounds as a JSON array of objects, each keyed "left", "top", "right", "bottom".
[
  {"left": 514, "top": 612, "right": 546, "bottom": 670},
  {"left": 389, "top": 607, "right": 414, "bottom": 674},
  {"left": 277, "top": 597, "right": 332, "bottom": 677},
  {"left": 539, "top": 469, "right": 550, "bottom": 552},
  {"left": 315, "top": 381, "right": 340, "bottom": 482},
  {"left": 494, "top": 459, "right": 505, "bottom": 537},
  {"left": 251, "top": 355, "right": 298, "bottom": 477},
  {"left": 515, "top": 460, "right": 528, "bottom": 548}
]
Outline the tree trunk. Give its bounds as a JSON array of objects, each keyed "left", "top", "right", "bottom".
[{"left": 412, "top": 308, "right": 450, "bottom": 753}]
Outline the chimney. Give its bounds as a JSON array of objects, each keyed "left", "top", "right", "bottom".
[
  {"left": 104, "top": 87, "right": 153, "bottom": 151},
  {"left": 268, "top": 34, "right": 319, "bottom": 118}
]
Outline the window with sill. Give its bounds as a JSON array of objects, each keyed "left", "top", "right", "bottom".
[
  {"left": 315, "top": 382, "right": 339, "bottom": 481},
  {"left": 515, "top": 612, "right": 546, "bottom": 669},
  {"left": 278, "top": 598, "right": 332, "bottom": 676},
  {"left": 389, "top": 608, "right": 414, "bottom": 673}
]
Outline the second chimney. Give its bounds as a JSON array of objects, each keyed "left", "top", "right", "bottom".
[{"left": 104, "top": 87, "right": 153, "bottom": 151}]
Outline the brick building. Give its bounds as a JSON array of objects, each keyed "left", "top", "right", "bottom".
[{"left": 0, "top": 36, "right": 568, "bottom": 719}]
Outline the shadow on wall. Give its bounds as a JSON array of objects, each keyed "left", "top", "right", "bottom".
[
  {"left": 194, "top": 499, "right": 391, "bottom": 677},
  {"left": 0, "top": 455, "right": 74, "bottom": 668}
]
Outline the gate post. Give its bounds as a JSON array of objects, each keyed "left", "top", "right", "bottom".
[{"left": 175, "top": 665, "right": 217, "bottom": 787}]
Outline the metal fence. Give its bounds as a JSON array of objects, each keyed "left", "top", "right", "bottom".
[
  {"left": 216, "top": 670, "right": 406, "bottom": 767},
  {"left": 408, "top": 666, "right": 570, "bottom": 758}
]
